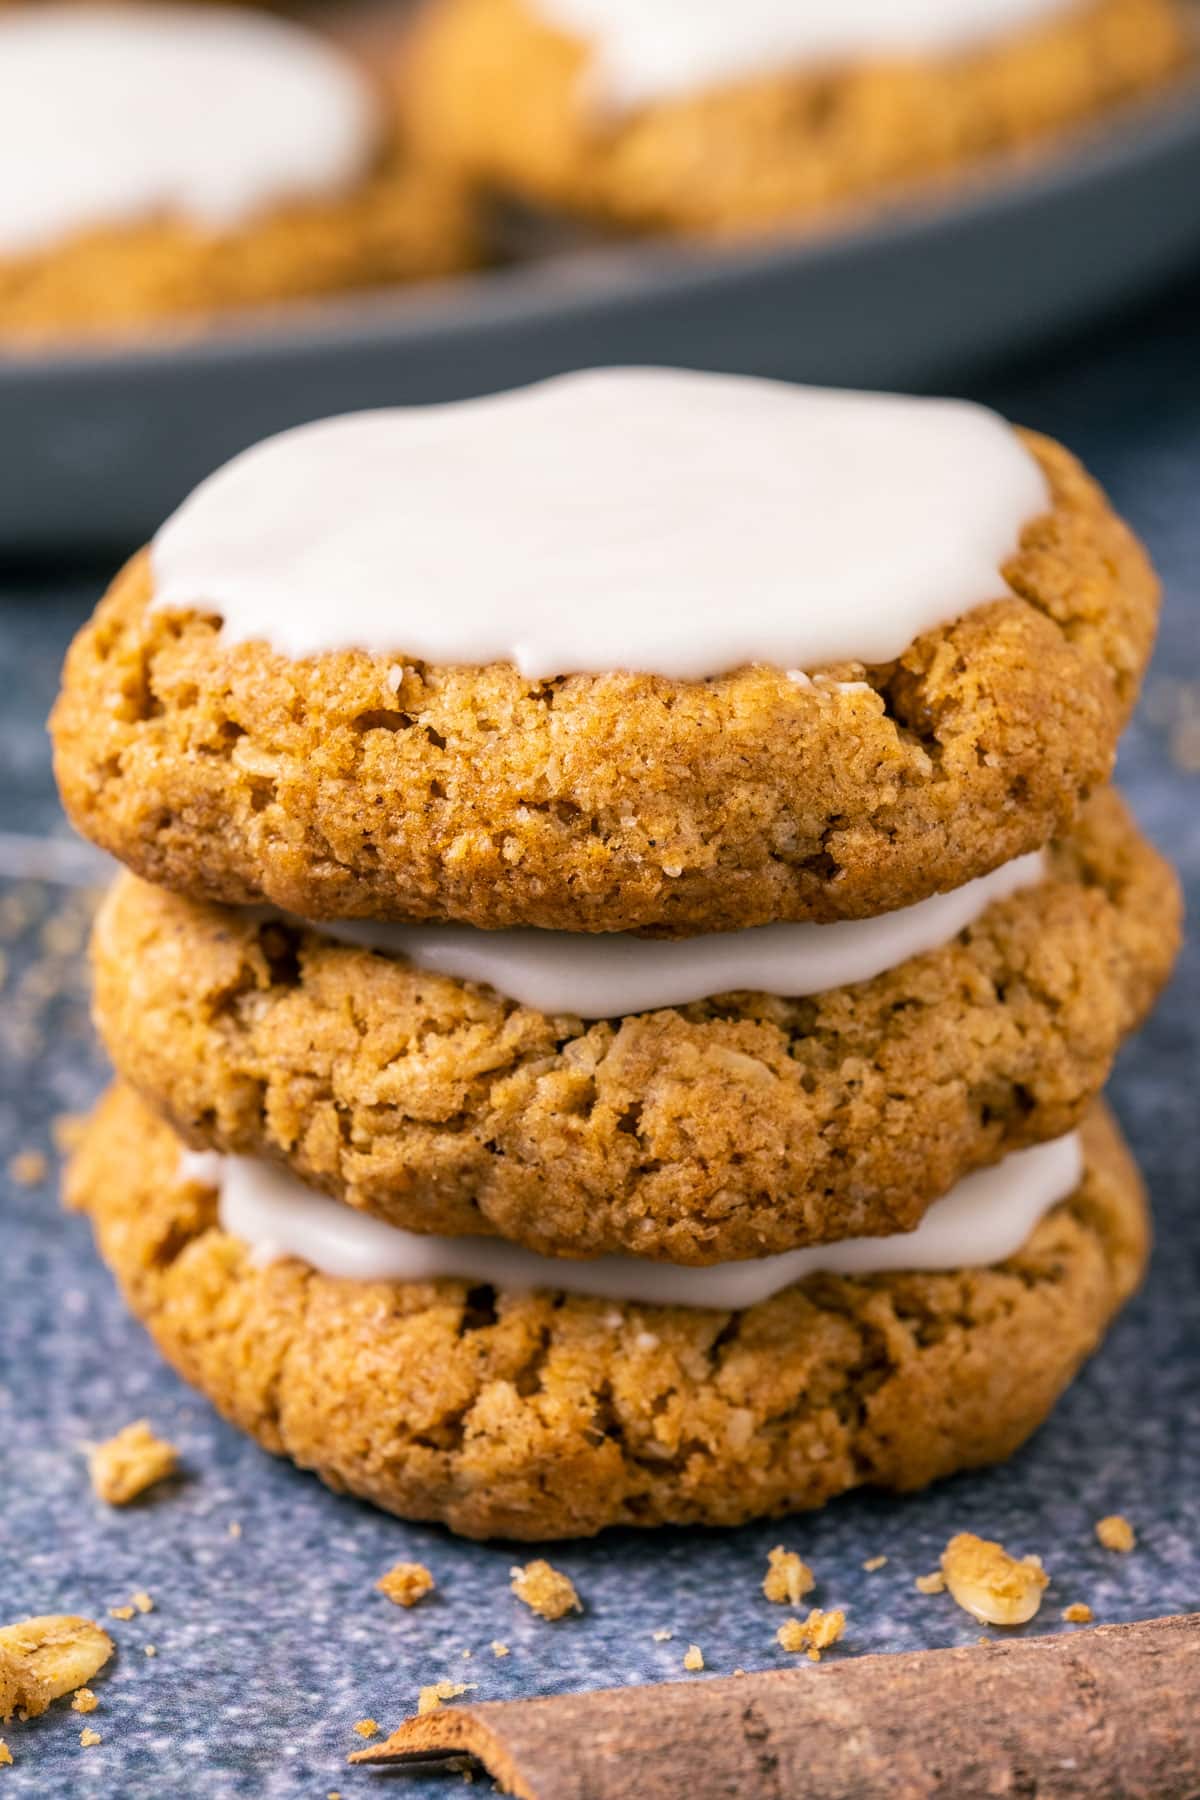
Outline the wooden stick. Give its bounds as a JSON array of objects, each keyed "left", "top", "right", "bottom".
[{"left": 351, "top": 1613, "right": 1200, "bottom": 1799}]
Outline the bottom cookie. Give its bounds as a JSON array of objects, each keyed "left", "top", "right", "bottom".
[{"left": 68, "top": 1085, "right": 1148, "bottom": 1541}]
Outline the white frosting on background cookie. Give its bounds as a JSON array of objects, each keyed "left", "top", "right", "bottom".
[
  {"left": 290, "top": 851, "right": 1045, "bottom": 1017},
  {"left": 197, "top": 1133, "right": 1085, "bottom": 1309},
  {"left": 0, "top": 7, "right": 379, "bottom": 257},
  {"left": 152, "top": 370, "right": 1049, "bottom": 682},
  {"left": 530, "top": 0, "right": 1073, "bottom": 106}
]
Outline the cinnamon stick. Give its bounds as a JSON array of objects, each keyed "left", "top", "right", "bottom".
[{"left": 351, "top": 1612, "right": 1200, "bottom": 1799}]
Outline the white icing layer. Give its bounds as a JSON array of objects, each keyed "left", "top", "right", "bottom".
[
  {"left": 195, "top": 1134, "right": 1085, "bottom": 1311},
  {"left": 297, "top": 851, "right": 1045, "bottom": 1017},
  {"left": 530, "top": 0, "right": 1073, "bottom": 107},
  {"left": 151, "top": 370, "right": 1049, "bottom": 683},
  {"left": 0, "top": 7, "right": 379, "bottom": 257}
]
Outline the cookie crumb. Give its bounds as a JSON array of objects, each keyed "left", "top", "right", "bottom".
[
  {"left": 376, "top": 1562, "right": 435, "bottom": 1609},
  {"left": 914, "top": 1571, "right": 946, "bottom": 1595},
  {"left": 0, "top": 1615, "right": 114, "bottom": 1721},
  {"left": 0, "top": 1740, "right": 11, "bottom": 1767},
  {"left": 509, "top": 1561, "right": 581, "bottom": 1621},
  {"left": 131, "top": 1593, "right": 154, "bottom": 1616},
  {"left": 941, "top": 1533, "right": 1048, "bottom": 1626},
  {"left": 1062, "top": 1603, "right": 1093, "bottom": 1623},
  {"left": 228, "top": 1522, "right": 242, "bottom": 1539},
  {"left": 108, "top": 1608, "right": 134, "bottom": 1623},
  {"left": 1095, "top": 1515, "right": 1136, "bottom": 1553},
  {"left": 88, "top": 1422, "right": 178, "bottom": 1506},
  {"left": 8, "top": 1150, "right": 47, "bottom": 1187},
  {"left": 352, "top": 1719, "right": 378, "bottom": 1740},
  {"left": 762, "top": 1546, "right": 814, "bottom": 1607},
  {"left": 144, "top": 1646, "right": 157, "bottom": 1659},
  {"left": 417, "top": 1681, "right": 473, "bottom": 1716},
  {"left": 776, "top": 1608, "right": 845, "bottom": 1661},
  {"left": 651, "top": 1629, "right": 673, "bottom": 1642},
  {"left": 79, "top": 1729, "right": 101, "bottom": 1748},
  {"left": 71, "top": 1689, "right": 98, "bottom": 1714},
  {"left": 682, "top": 1645, "right": 704, "bottom": 1672},
  {"left": 862, "top": 1556, "right": 888, "bottom": 1573}
]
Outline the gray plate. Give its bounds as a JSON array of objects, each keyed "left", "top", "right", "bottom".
[{"left": 8, "top": 80, "right": 1200, "bottom": 556}]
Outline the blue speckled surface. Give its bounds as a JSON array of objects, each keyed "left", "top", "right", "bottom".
[{"left": 1, "top": 285, "right": 1199, "bottom": 1798}]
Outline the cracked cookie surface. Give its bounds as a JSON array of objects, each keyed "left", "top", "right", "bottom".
[
  {"left": 68, "top": 1086, "right": 1148, "bottom": 1540},
  {"left": 406, "top": 0, "right": 1190, "bottom": 238},
  {"left": 52, "top": 432, "right": 1158, "bottom": 934},
  {"left": 90, "top": 788, "right": 1178, "bottom": 1264}
]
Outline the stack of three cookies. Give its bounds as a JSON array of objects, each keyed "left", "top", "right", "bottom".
[{"left": 53, "top": 369, "right": 1179, "bottom": 1540}]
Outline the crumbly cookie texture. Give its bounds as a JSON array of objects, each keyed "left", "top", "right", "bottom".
[
  {"left": 89, "top": 788, "right": 1179, "bottom": 1264},
  {"left": 416, "top": 1681, "right": 472, "bottom": 1714},
  {"left": 0, "top": 1618, "right": 113, "bottom": 1723},
  {"left": 68, "top": 1085, "right": 1147, "bottom": 1541},
  {"left": 88, "top": 1420, "right": 178, "bottom": 1505},
  {"left": 376, "top": 1563, "right": 436, "bottom": 1608},
  {"left": 939, "top": 1532, "right": 1049, "bottom": 1626},
  {"left": 509, "top": 1561, "right": 581, "bottom": 1620},
  {"left": 0, "top": 147, "right": 477, "bottom": 343},
  {"left": 762, "top": 1547, "right": 814, "bottom": 1606},
  {"left": 407, "top": 0, "right": 1190, "bottom": 238},
  {"left": 776, "top": 1608, "right": 845, "bottom": 1660},
  {"left": 51, "top": 432, "right": 1158, "bottom": 935},
  {"left": 1095, "top": 1513, "right": 1137, "bottom": 1551}
]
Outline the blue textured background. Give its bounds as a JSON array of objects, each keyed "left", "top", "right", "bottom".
[{"left": 1, "top": 284, "right": 1198, "bottom": 1797}]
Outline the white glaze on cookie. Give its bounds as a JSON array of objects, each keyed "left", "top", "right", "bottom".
[
  {"left": 152, "top": 370, "right": 1049, "bottom": 681},
  {"left": 530, "top": 0, "right": 1075, "bottom": 106},
  {"left": 0, "top": 6, "right": 378, "bottom": 256},
  {"left": 195, "top": 1133, "right": 1085, "bottom": 1309},
  {"left": 289, "top": 851, "right": 1045, "bottom": 1017}
]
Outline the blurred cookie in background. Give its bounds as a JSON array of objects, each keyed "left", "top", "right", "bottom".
[
  {"left": 406, "top": 0, "right": 1193, "bottom": 237},
  {"left": 0, "top": 4, "right": 478, "bottom": 342}
]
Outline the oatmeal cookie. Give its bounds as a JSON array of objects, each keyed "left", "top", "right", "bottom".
[
  {"left": 0, "top": 9, "right": 478, "bottom": 342},
  {"left": 89, "top": 789, "right": 1178, "bottom": 1264},
  {"left": 67, "top": 1086, "right": 1148, "bottom": 1540},
  {"left": 406, "top": 0, "right": 1190, "bottom": 237},
  {"left": 51, "top": 432, "right": 1158, "bottom": 934}
]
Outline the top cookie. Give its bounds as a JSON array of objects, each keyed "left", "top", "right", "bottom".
[{"left": 51, "top": 370, "right": 1158, "bottom": 934}]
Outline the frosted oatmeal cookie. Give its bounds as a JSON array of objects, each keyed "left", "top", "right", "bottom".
[
  {"left": 51, "top": 371, "right": 1160, "bottom": 935},
  {"left": 406, "top": 0, "right": 1191, "bottom": 237},
  {"left": 67, "top": 1086, "right": 1148, "bottom": 1540},
  {"left": 89, "top": 788, "right": 1178, "bottom": 1264},
  {"left": 0, "top": 5, "right": 477, "bottom": 342}
]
